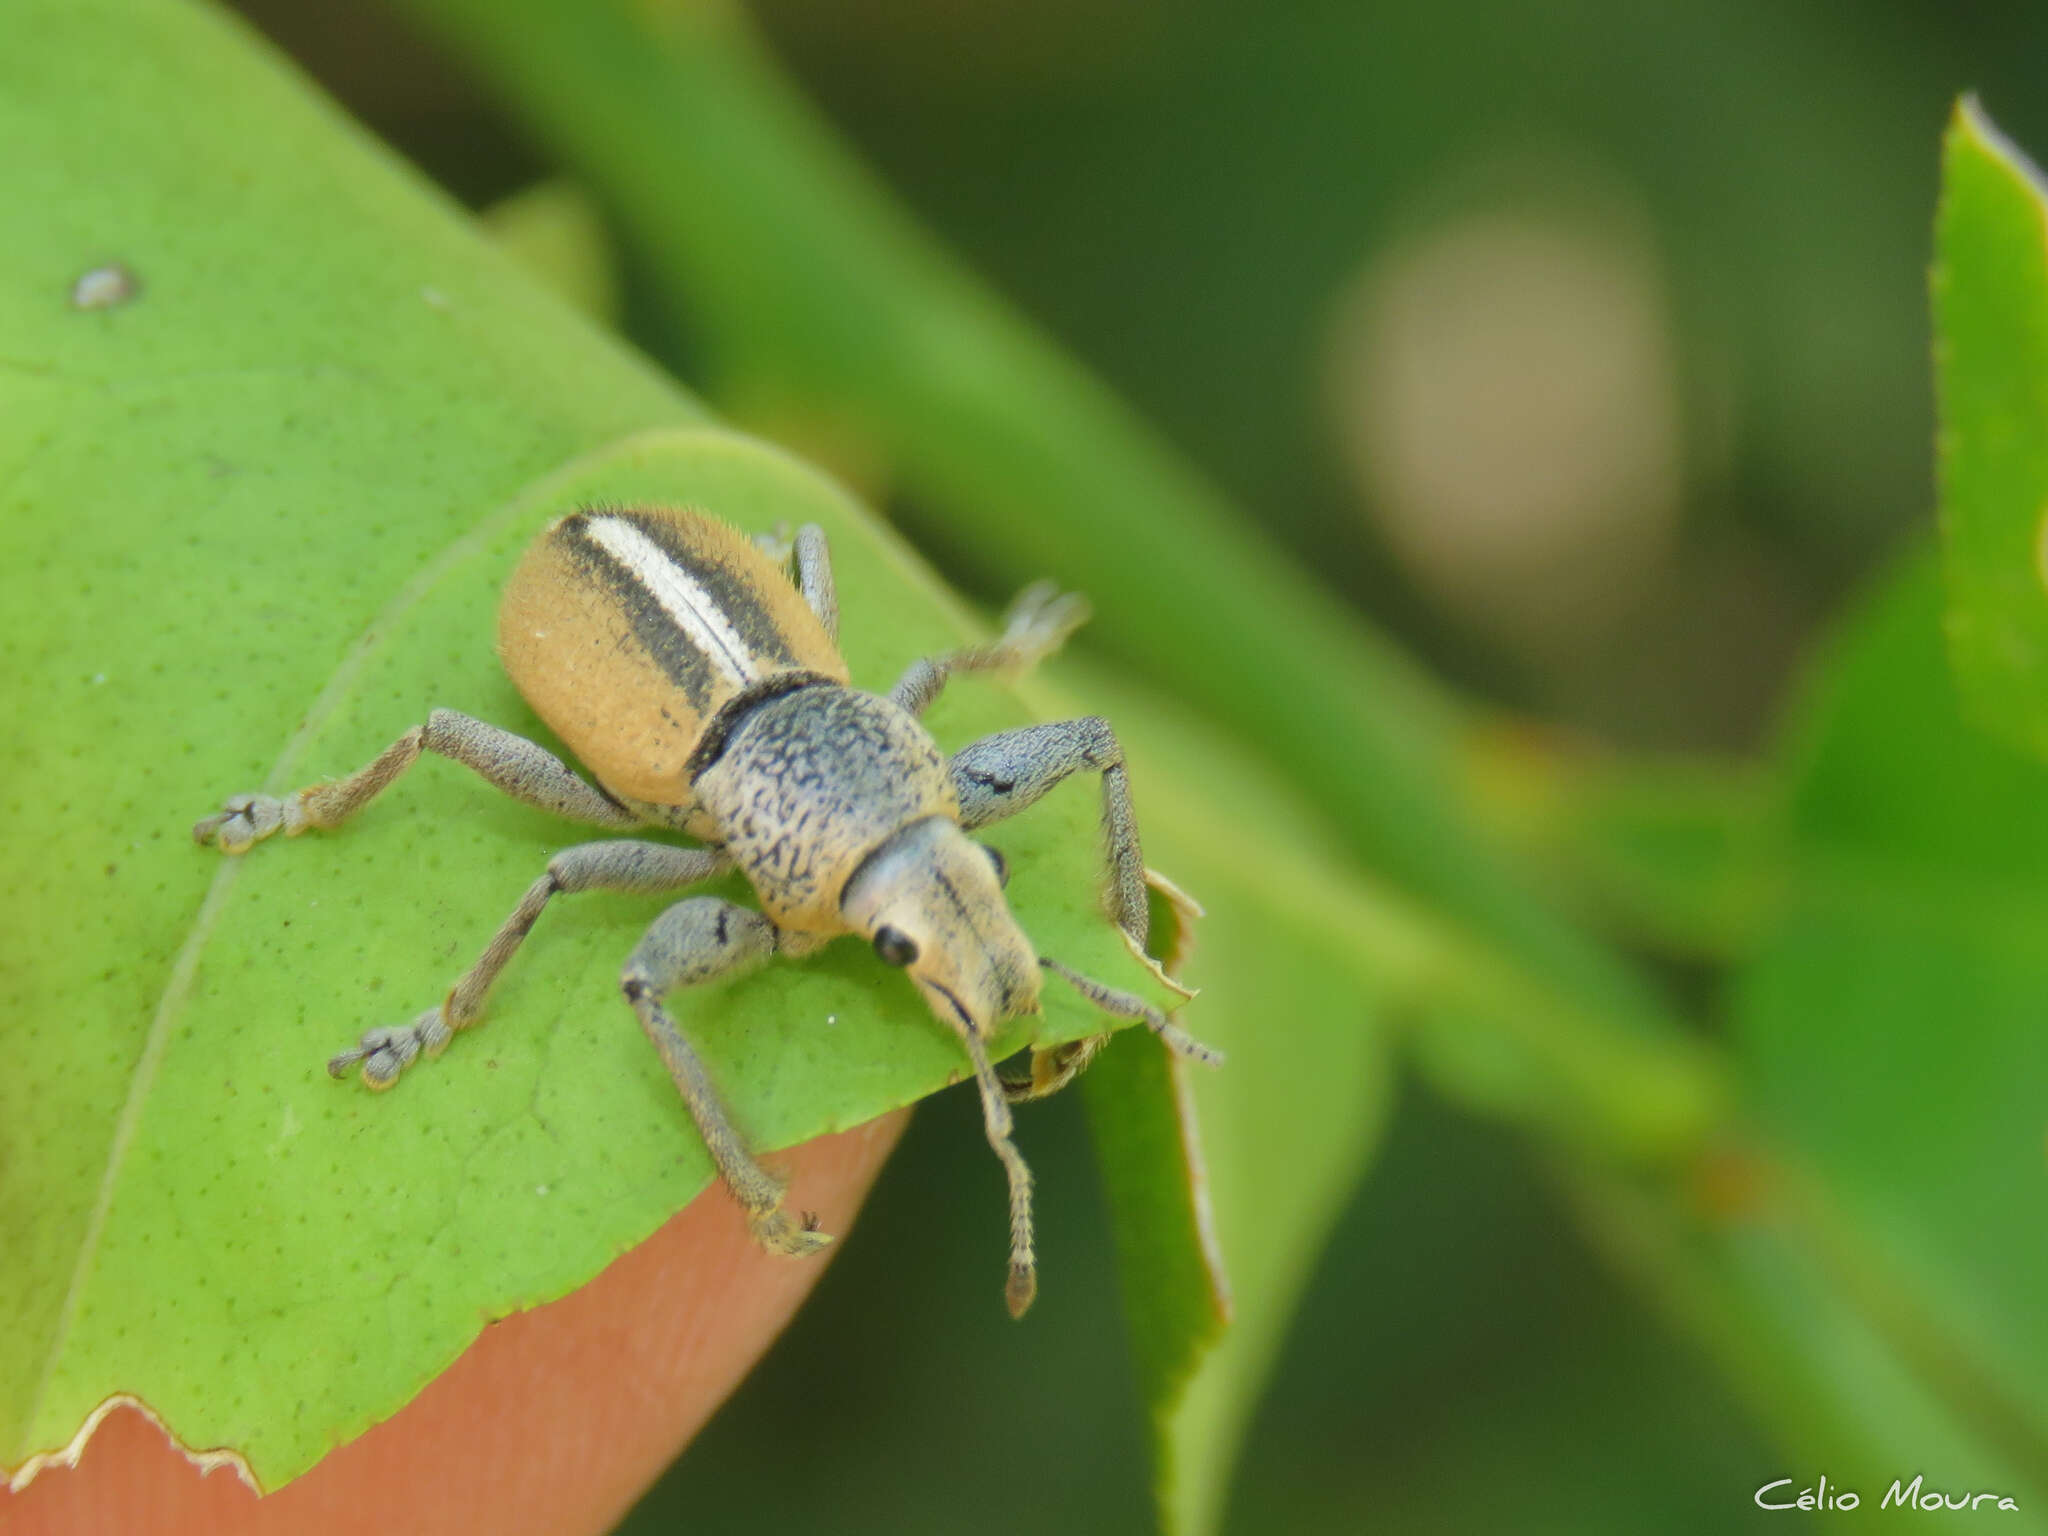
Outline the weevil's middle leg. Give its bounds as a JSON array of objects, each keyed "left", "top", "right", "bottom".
[
  {"left": 328, "top": 840, "right": 729, "bottom": 1087},
  {"left": 621, "top": 897, "right": 834, "bottom": 1258},
  {"left": 949, "top": 716, "right": 1148, "bottom": 949},
  {"left": 888, "top": 582, "right": 1089, "bottom": 718},
  {"left": 194, "top": 708, "right": 642, "bottom": 854}
]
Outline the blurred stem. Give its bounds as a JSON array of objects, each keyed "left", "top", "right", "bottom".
[
  {"left": 1554, "top": 1149, "right": 2048, "bottom": 1497},
  {"left": 391, "top": 0, "right": 1713, "bottom": 1068},
  {"left": 1460, "top": 722, "right": 1785, "bottom": 961}
]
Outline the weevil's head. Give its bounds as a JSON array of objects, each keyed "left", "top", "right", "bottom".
[{"left": 840, "top": 816, "right": 1042, "bottom": 1034}]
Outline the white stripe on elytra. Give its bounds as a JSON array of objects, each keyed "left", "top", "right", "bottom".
[{"left": 584, "top": 515, "right": 754, "bottom": 685}]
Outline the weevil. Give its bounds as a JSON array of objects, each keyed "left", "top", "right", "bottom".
[{"left": 194, "top": 507, "right": 1219, "bottom": 1316}]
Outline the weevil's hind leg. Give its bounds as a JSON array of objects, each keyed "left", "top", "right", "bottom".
[
  {"left": 888, "top": 582, "right": 1089, "bottom": 718},
  {"left": 622, "top": 897, "right": 834, "bottom": 1258},
  {"left": 329, "top": 840, "right": 729, "bottom": 1087},
  {"left": 756, "top": 521, "right": 839, "bottom": 641},
  {"left": 999, "top": 1031, "right": 1112, "bottom": 1104},
  {"left": 949, "top": 716, "right": 1148, "bottom": 948},
  {"left": 194, "top": 708, "right": 641, "bottom": 854}
]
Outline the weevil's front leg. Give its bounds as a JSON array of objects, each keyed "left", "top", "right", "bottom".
[
  {"left": 949, "top": 716, "right": 1148, "bottom": 948},
  {"left": 888, "top": 582, "right": 1089, "bottom": 718},
  {"left": 1040, "top": 957, "right": 1222, "bottom": 1068},
  {"left": 329, "top": 840, "right": 729, "bottom": 1087},
  {"left": 194, "top": 708, "right": 640, "bottom": 854},
  {"left": 756, "top": 521, "right": 838, "bottom": 640},
  {"left": 621, "top": 897, "right": 833, "bottom": 1258}
]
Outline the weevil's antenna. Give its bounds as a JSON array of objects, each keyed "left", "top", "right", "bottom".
[
  {"left": 955, "top": 1022, "right": 1039, "bottom": 1318},
  {"left": 1038, "top": 957, "right": 1224, "bottom": 1067}
]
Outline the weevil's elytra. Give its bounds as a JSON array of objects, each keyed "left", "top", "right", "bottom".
[
  {"left": 194, "top": 504, "right": 1221, "bottom": 1316},
  {"left": 500, "top": 508, "right": 848, "bottom": 804}
]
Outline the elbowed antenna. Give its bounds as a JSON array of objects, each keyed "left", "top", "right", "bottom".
[{"left": 1038, "top": 956, "right": 1224, "bottom": 1067}]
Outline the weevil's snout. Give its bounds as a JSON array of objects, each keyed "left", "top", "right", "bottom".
[{"left": 841, "top": 817, "right": 1041, "bottom": 1034}]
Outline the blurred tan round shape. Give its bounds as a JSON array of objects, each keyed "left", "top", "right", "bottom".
[{"left": 1329, "top": 194, "right": 1683, "bottom": 660}]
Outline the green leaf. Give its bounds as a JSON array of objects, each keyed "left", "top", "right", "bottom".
[
  {"left": 1069, "top": 676, "right": 1395, "bottom": 1536},
  {"left": 0, "top": 0, "right": 1171, "bottom": 1491},
  {"left": 1936, "top": 97, "right": 2048, "bottom": 760}
]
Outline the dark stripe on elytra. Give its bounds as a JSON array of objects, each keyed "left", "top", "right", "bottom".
[
  {"left": 602, "top": 509, "right": 810, "bottom": 665},
  {"left": 557, "top": 520, "right": 724, "bottom": 708}
]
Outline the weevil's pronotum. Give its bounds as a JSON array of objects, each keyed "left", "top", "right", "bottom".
[{"left": 194, "top": 507, "right": 1219, "bottom": 1315}]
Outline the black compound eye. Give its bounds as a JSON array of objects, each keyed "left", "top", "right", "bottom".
[
  {"left": 873, "top": 925, "right": 920, "bottom": 967},
  {"left": 982, "top": 843, "right": 1009, "bottom": 888}
]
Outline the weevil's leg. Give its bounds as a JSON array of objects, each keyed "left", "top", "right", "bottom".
[
  {"left": 998, "top": 1031, "right": 1111, "bottom": 1104},
  {"left": 1039, "top": 957, "right": 1224, "bottom": 1069},
  {"left": 194, "top": 708, "right": 640, "bottom": 854},
  {"left": 949, "top": 716, "right": 1148, "bottom": 948},
  {"left": 621, "top": 897, "right": 834, "bottom": 1258},
  {"left": 756, "top": 521, "right": 839, "bottom": 640},
  {"left": 888, "top": 582, "right": 1089, "bottom": 718},
  {"left": 329, "top": 841, "right": 729, "bottom": 1088}
]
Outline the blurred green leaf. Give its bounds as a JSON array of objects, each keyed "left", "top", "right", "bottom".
[
  {"left": 1936, "top": 98, "right": 2048, "bottom": 760},
  {"left": 1703, "top": 554, "right": 2048, "bottom": 1499},
  {"left": 0, "top": 0, "right": 1171, "bottom": 1491},
  {"left": 1463, "top": 555, "right": 2048, "bottom": 1508}
]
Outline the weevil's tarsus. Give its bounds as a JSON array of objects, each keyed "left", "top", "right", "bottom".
[
  {"left": 1039, "top": 956, "right": 1224, "bottom": 1069},
  {"left": 193, "top": 708, "right": 641, "bottom": 853},
  {"left": 328, "top": 1007, "right": 444, "bottom": 1086},
  {"left": 327, "top": 839, "right": 730, "bottom": 1089},
  {"left": 622, "top": 896, "right": 833, "bottom": 1256},
  {"left": 949, "top": 716, "right": 1149, "bottom": 948},
  {"left": 889, "top": 582, "right": 1089, "bottom": 719},
  {"left": 751, "top": 521, "right": 795, "bottom": 565}
]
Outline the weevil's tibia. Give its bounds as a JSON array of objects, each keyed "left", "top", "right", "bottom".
[
  {"left": 1038, "top": 957, "right": 1224, "bottom": 1069},
  {"left": 888, "top": 582, "right": 1090, "bottom": 720},
  {"left": 328, "top": 840, "right": 731, "bottom": 1088},
  {"left": 949, "top": 716, "right": 1149, "bottom": 948},
  {"left": 621, "top": 896, "right": 834, "bottom": 1258},
  {"left": 192, "top": 708, "right": 641, "bottom": 853}
]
